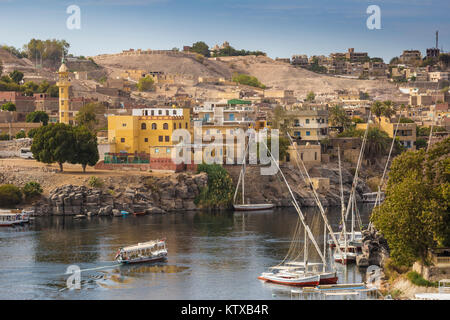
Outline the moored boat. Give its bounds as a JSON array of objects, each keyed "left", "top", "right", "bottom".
[
  {"left": 258, "top": 272, "right": 320, "bottom": 287},
  {"left": 233, "top": 203, "right": 275, "bottom": 211},
  {"left": 115, "top": 239, "right": 168, "bottom": 264}
]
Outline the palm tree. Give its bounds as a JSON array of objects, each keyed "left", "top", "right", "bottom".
[
  {"left": 382, "top": 100, "right": 395, "bottom": 120},
  {"left": 371, "top": 101, "right": 384, "bottom": 125},
  {"left": 329, "top": 105, "right": 351, "bottom": 130},
  {"left": 364, "top": 127, "right": 390, "bottom": 164}
]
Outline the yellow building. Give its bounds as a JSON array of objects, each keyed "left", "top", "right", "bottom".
[
  {"left": 356, "top": 116, "right": 417, "bottom": 150},
  {"left": 107, "top": 107, "right": 191, "bottom": 154},
  {"left": 57, "top": 61, "right": 71, "bottom": 124}
]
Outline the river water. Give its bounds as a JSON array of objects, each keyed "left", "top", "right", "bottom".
[{"left": 0, "top": 205, "right": 375, "bottom": 300}]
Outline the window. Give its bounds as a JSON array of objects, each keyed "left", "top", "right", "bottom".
[
  {"left": 159, "top": 136, "right": 163, "bottom": 142},
  {"left": 141, "top": 123, "right": 146, "bottom": 130},
  {"left": 173, "top": 123, "right": 176, "bottom": 130},
  {"left": 152, "top": 123, "right": 157, "bottom": 130},
  {"left": 151, "top": 110, "right": 154, "bottom": 116},
  {"left": 165, "top": 136, "right": 169, "bottom": 142},
  {"left": 294, "top": 131, "right": 300, "bottom": 137},
  {"left": 163, "top": 123, "right": 168, "bottom": 130},
  {"left": 144, "top": 138, "right": 148, "bottom": 142},
  {"left": 166, "top": 110, "right": 169, "bottom": 115},
  {"left": 158, "top": 110, "right": 162, "bottom": 115},
  {"left": 166, "top": 148, "right": 171, "bottom": 153},
  {"left": 144, "top": 110, "right": 148, "bottom": 116},
  {"left": 173, "top": 110, "right": 176, "bottom": 115},
  {"left": 306, "top": 119, "right": 310, "bottom": 124},
  {"left": 121, "top": 138, "right": 125, "bottom": 143},
  {"left": 306, "top": 131, "right": 310, "bottom": 136},
  {"left": 122, "top": 123, "right": 126, "bottom": 127},
  {"left": 185, "top": 122, "right": 188, "bottom": 129},
  {"left": 179, "top": 123, "right": 182, "bottom": 128},
  {"left": 314, "top": 152, "right": 317, "bottom": 161}
]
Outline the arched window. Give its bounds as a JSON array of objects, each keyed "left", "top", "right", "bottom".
[
  {"left": 141, "top": 123, "right": 146, "bottom": 130},
  {"left": 152, "top": 123, "right": 157, "bottom": 130},
  {"left": 163, "top": 123, "right": 169, "bottom": 130}
]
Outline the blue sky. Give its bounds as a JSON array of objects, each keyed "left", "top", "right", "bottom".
[{"left": 0, "top": 0, "right": 449, "bottom": 62}]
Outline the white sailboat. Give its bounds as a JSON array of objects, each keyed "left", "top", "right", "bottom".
[
  {"left": 233, "top": 140, "right": 274, "bottom": 211},
  {"left": 258, "top": 138, "right": 338, "bottom": 286}
]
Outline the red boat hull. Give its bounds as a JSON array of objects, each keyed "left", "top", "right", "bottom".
[{"left": 319, "top": 276, "right": 338, "bottom": 284}]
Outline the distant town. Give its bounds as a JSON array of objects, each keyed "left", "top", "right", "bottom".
[{"left": 0, "top": 36, "right": 449, "bottom": 301}]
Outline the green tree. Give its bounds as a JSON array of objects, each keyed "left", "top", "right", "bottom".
[
  {"left": 195, "top": 164, "right": 234, "bottom": 208},
  {"left": 306, "top": 91, "right": 315, "bottom": 102},
  {"left": 191, "top": 41, "right": 210, "bottom": 57},
  {"left": 71, "top": 126, "right": 99, "bottom": 172},
  {"left": 31, "top": 123, "right": 76, "bottom": 172},
  {"left": 137, "top": 75, "right": 155, "bottom": 92},
  {"left": 329, "top": 105, "right": 351, "bottom": 129},
  {"left": 22, "top": 181, "right": 43, "bottom": 199},
  {"left": 371, "top": 101, "right": 385, "bottom": 124},
  {"left": 75, "top": 103, "right": 100, "bottom": 131},
  {"left": 0, "top": 184, "right": 22, "bottom": 206},
  {"left": 26, "top": 111, "right": 49, "bottom": 125},
  {"left": 1, "top": 102, "right": 16, "bottom": 111},
  {"left": 232, "top": 73, "right": 266, "bottom": 89},
  {"left": 15, "top": 130, "right": 26, "bottom": 139},
  {"left": 9, "top": 70, "right": 24, "bottom": 84},
  {"left": 371, "top": 138, "right": 450, "bottom": 266}
]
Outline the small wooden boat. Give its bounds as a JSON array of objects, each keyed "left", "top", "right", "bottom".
[
  {"left": 115, "top": 239, "right": 167, "bottom": 264},
  {"left": 233, "top": 203, "right": 275, "bottom": 211},
  {"left": 133, "top": 211, "right": 146, "bottom": 216},
  {"left": 120, "top": 210, "right": 129, "bottom": 216},
  {"left": 333, "top": 251, "right": 357, "bottom": 264}
]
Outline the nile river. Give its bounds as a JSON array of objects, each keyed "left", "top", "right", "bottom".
[{"left": 0, "top": 206, "right": 373, "bottom": 300}]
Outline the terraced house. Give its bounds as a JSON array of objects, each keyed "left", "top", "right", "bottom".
[{"left": 283, "top": 106, "right": 328, "bottom": 141}]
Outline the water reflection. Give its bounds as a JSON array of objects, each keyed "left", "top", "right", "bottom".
[{"left": 0, "top": 205, "right": 372, "bottom": 300}]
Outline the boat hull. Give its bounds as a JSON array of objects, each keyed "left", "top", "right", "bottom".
[
  {"left": 233, "top": 204, "right": 275, "bottom": 211},
  {"left": 319, "top": 272, "right": 338, "bottom": 284},
  {"left": 118, "top": 253, "right": 167, "bottom": 265},
  {"left": 258, "top": 274, "right": 320, "bottom": 287}
]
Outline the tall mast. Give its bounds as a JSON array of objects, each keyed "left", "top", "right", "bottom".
[
  {"left": 338, "top": 146, "right": 348, "bottom": 256},
  {"left": 304, "top": 227, "right": 308, "bottom": 273},
  {"left": 262, "top": 139, "right": 327, "bottom": 264},
  {"left": 286, "top": 134, "right": 344, "bottom": 258}
]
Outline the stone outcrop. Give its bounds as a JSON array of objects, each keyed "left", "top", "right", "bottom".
[
  {"left": 357, "top": 227, "right": 390, "bottom": 268},
  {"left": 33, "top": 172, "right": 208, "bottom": 216}
]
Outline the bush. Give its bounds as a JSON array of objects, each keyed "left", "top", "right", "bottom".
[
  {"left": 0, "top": 184, "right": 23, "bottom": 206},
  {"left": 406, "top": 271, "right": 438, "bottom": 287},
  {"left": 22, "top": 181, "right": 43, "bottom": 199},
  {"left": 88, "top": 176, "right": 103, "bottom": 188},
  {"left": 195, "top": 164, "right": 234, "bottom": 208},
  {"left": 15, "top": 130, "right": 26, "bottom": 139},
  {"left": 0, "top": 133, "right": 10, "bottom": 140}
]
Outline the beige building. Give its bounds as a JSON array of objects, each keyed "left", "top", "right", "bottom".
[{"left": 282, "top": 106, "right": 328, "bottom": 141}]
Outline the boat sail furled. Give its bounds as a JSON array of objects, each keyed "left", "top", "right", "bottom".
[
  {"left": 257, "top": 138, "right": 338, "bottom": 286},
  {"left": 233, "top": 138, "right": 274, "bottom": 211}
]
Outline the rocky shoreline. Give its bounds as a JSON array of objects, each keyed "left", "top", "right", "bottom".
[
  {"left": 26, "top": 163, "right": 373, "bottom": 216},
  {"left": 32, "top": 173, "right": 209, "bottom": 216}
]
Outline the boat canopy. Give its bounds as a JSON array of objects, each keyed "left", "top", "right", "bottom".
[{"left": 120, "top": 240, "right": 165, "bottom": 253}]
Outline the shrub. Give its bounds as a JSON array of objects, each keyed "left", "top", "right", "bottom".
[
  {"left": 0, "top": 184, "right": 23, "bottom": 206},
  {"left": 22, "top": 181, "right": 43, "bottom": 199},
  {"left": 0, "top": 133, "right": 10, "bottom": 140},
  {"left": 15, "top": 130, "right": 26, "bottom": 139},
  {"left": 406, "top": 271, "right": 438, "bottom": 287},
  {"left": 88, "top": 176, "right": 103, "bottom": 188},
  {"left": 195, "top": 164, "right": 234, "bottom": 208}
]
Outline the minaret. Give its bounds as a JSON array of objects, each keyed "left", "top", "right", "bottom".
[{"left": 57, "top": 57, "right": 71, "bottom": 124}]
